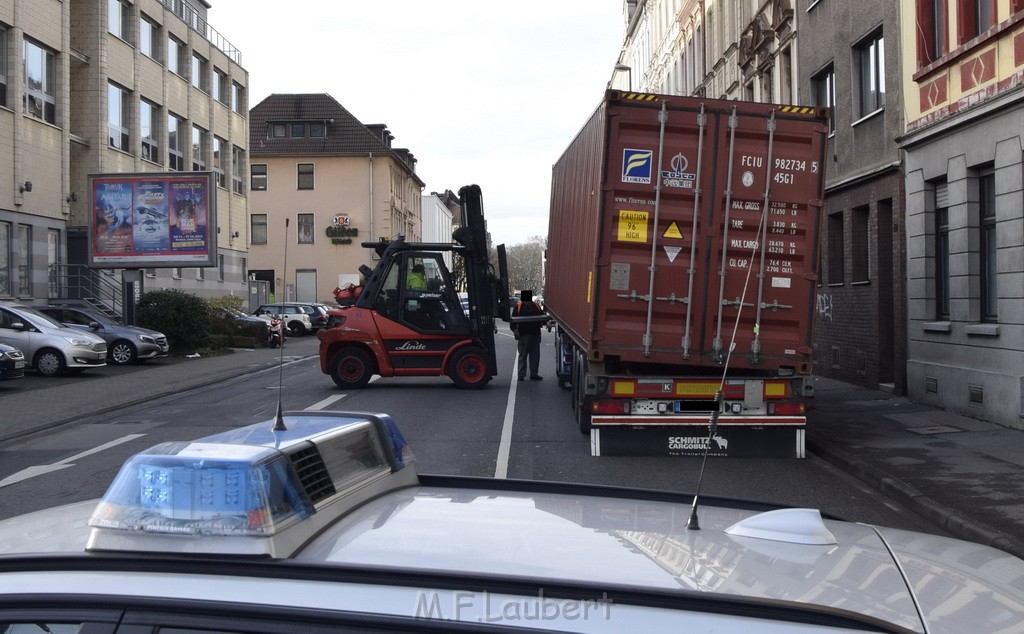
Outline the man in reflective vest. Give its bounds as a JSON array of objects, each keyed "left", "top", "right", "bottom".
[{"left": 510, "top": 289, "right": 544, "bottom": 381}]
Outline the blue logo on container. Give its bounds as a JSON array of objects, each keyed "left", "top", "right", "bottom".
[{"left": 622, "top": 149, "right": 653, "bottom": 184}]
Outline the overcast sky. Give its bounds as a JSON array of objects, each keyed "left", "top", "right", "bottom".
[{"left": 209, "top": 1, "right": 626, "bottom": 247}]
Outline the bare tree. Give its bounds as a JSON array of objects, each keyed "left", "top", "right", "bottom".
[{"left": 506, "top": 235, "right": 546, "bottom": 296}]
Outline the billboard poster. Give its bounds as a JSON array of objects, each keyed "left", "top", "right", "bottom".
[{"left": 88, "top": 172, "right": 216, "bottom": 268}]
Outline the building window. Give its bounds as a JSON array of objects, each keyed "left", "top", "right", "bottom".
[
  {"left": 812, "top": 64, "right": 836, "bottom": 134},
  {"left": 213, "top": 136, "right": 226, "bottom": 187},
  {"left": 17, "top": 225, "right": 30, "bottom": 296},
  {"left": 108, "top": 82, "right": 130, "bottom": 151},
  {"left": 298, "top": 214, "right": 315, "bottom": 244},
  {"left": 231, "top": 82, "right": 245, "bottom": 114},
  {"left": 297, "top": 163, "right": 314, "bottom": 190},
  {"left": 251, "top": 164, "right": 267, "bottom": 191},
  {"left": 978, "top": 170, "right": 997, "bottom": 321},
  {"left": 242, "top": 257, "right": 247, "bottom": 279},
  {"left": 251, "top": 214, "right": 268, "bottom": 244},
  {"left": 959, "top": 0, "right": 995, "bottom": 43},
  {"left": 310, "top": 123, "right": 325, "bottom": 138},
  {"left": 0, "top": 222, "right": 10, "bottom": 295},
  {"left": 855, "top": 31, "right": 885, "bottom": 117},
  {"left": 191, "top": 53, "right": 207, "bottom": 91},
  {"left": 108, "top": 0, "right": 131, "bottom": 41},
  {"left": 214, "top": 68, "right": 228, "bottom": 103},
  {"left": 291, "top": 123, "right": 305, "bottom": 137},
  {"left": 916, "top": 0, "right": 946, "bottom": 66},
  {"left": 192, "top": 125, "right": 207, "bottom": 171},
  {"left": 271, "top": 124, "right": 286, "bottom": 138},
  {"left": 827, "top": 212, "right": 844, "bottom": 284},
  {"left": 0, "top": 27, "right": 7, "bottom": 107},
  {"left": 232, "top": 145, "right": 245, "bottom": 194},
  {"left": 140, "top": 99, "right": 159, "bottom": 163},
  {"left": 140, "top": 14, "right": 158, "bottom": 59},
  {"left": 24, "top": 39, "right": 56, "bottom": 124},
  {"left": 934, "top": 182, "right": 950, "bottom": 319},
  {"left": 167, "top": 35, "right": 185, "bottom": 75},
  {"left": 218, "top": 254, "right": 225, "bottom": 281},
  {"left": 851, "top": 206, "right": 870, "bottom": 282},
  {"left": 168, "top": 113, "right": 184, "bottom": 171}
]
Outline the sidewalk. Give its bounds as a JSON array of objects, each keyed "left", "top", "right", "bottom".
[
  {"left": 807, "top": 376, "right": 1024, "bottom": 559},
  {"left": 0, "top": 336, "right": 321, "bottom": 442},
  {"left": 3, "top": 343, "right": 1022, "bottom": 558}
]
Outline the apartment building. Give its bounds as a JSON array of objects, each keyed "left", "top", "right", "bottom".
[
  {"left": 1, "top": 0, "right": 249, "bottom": 306},
  {"left": 247, "top": 93, "right": 424, "bottom": 304},
  {"left": 900, "top": 0, "right": 1024, "bottom": 429},
  {"left": 798, "top": 1, "right": 908, "bottom": 395}
]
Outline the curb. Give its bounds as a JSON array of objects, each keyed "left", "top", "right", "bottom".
[{"left": 808, "top": 438, "right": 1024, "bottom": 559}]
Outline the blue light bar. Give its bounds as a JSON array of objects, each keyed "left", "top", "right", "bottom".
[{"left": 89, "top": 442, "right": 314, "bottom": 537}]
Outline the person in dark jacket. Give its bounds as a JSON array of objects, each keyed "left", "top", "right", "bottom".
[{"left": 510, "top": 289, "right": 544, "bottom": 381}]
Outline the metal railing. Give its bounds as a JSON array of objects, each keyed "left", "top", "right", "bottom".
[
  {"left": 48, "top": 264, "right": 123, "bottom": 321},
  {"left": 158, "top": 0, "right": 242, "bottom": 65}
]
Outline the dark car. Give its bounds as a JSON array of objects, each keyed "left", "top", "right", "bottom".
[
  {"left": 0, "top": 343, "right": 26, "bottom": 381},
  {"left": 39, "top": 306, "right": 169, "bottom": 365},
  {"left": 283, "top": 302, "right": 330, "bottom": 332}
]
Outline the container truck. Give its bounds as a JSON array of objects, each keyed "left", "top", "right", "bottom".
[{"left": 546, "top": 90, "right": 828, "bottom": 458}]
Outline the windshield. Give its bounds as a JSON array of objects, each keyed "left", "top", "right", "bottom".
[{"left": 13, "top": 306, "right": 66, "bottom": 330}]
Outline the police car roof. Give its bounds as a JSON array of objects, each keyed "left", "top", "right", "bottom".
[{"left": 3, "top": 412, "right": 1024, "bottom": 632}]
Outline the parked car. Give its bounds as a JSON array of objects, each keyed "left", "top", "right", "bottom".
[
  {"left": 218, "top": 307, "right": 285, "bottom": 347},
  {"left": 2, "top": 410, "right": 1024, "bottom": 632},
  {"left": 0, "top": 342, "right": 26, "bottom": 381},
  {"left": 39, "top": 305, "right": 169, "bottom": 365},
  {"left": 0, "top": 302, "right": 107, "bottom": 376},
  {"left": 285, "top": 302, "right": 330, "bottom": 332},
  {"left": 253, "top": 303, "right": 313, "bottom": 336}
]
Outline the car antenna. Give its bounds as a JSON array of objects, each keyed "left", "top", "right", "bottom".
[
  {"left": 272, "top": 218, "right": 290, "bottom": 432},
  {"left": 686, "top": 162, "right": 774, "bottom": 530}
]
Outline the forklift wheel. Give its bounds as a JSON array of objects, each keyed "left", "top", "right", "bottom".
[
  {"left": 449, "top": 347, "right": 491, "bottom": 390},
  {"left": 329, "top": 348, "right": 374, "bottom": 389}
]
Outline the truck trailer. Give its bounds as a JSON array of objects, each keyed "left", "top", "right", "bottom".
[{"left": 546, "top": 90, "right": 828, "bottom": 458}]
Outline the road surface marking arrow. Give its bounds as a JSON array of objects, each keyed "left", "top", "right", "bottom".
[{"left": 0, "top": 433, "right": 146, "bottom": 488}]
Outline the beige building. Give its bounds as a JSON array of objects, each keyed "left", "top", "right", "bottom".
[
  {"left": 614, "top": 0, "right": 797, "bottom": 103},
  {"left": 1, "top": 0, "right": 249, "bottom": 308},
  {"left": 247, "top": 93, "right": 424, "bottom": 304}
]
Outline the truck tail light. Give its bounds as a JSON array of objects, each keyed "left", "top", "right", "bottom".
[
  {"left": 591, "top": 400, "right": 630, "bottom": 415},
  {"left": 769, "top": 401, "right": 805, "bottom": 416}
]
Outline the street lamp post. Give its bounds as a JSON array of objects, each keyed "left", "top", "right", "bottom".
[{"left": 614, "top": 64, "right": 632, "bottom": 91}]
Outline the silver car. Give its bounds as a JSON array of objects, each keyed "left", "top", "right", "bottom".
[
  {"left": 0, "top": 302, "right": 107, "bottom": 376},
  {"left": 1, "top": 410, "right": 1023, "bottom": 632},
  {"left": 40, "top": 305, "right": 169, "bottom": 365}
]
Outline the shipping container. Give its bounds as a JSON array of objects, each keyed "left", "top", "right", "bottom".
[{"left": 546, "top": 90, "right": 829, "bottom": 457}]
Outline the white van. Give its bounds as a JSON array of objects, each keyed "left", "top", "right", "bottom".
[{"left": 0, "top": 302, "right": 107, "bottom": 376}]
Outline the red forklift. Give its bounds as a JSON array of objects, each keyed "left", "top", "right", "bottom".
[{"left": 318, "top": 185, "right": 510, "bottom": 389}]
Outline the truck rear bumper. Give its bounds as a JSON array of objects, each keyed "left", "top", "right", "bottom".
[{"left": 590, "top": 417, "right": 806, "bottom": 458}]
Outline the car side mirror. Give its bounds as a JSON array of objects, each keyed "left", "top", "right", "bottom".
[
  {"left": 89, "top": 321, "right": 102, "bottom": 330},
  {"left": 9, "top": 321, "right": 26, "bottom": 331}
]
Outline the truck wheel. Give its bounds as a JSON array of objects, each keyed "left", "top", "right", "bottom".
[
  {"left": 449, "top": 347, "right": 491, "bottom": 389},
  {"left": 329, "top": 348, "right": 373, "bottom": 389}
]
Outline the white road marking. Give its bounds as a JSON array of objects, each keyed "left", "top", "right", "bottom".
[
  {"left": 494, "top": 350, "right": 519, "bottom": 479},
  {"left": 0, "top": 433, "right": 146, "bottom": 488},
  {"left": 307, "top": 395, "right": 346, "bottom": 411}
]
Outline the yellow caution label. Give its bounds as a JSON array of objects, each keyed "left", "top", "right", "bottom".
[
  {"left": 586, "top": 271, "right": 592, "bottom": 304},
  {"left": 618, "top": 210, "right": 648, "bottom": 243},
  {"left": 663, "top": 221, "right": 683, "bottom": 239}
]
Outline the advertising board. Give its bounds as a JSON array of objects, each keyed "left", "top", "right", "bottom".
[{"left": 88, "top": 172, "right": 217, "bottom": 268}]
